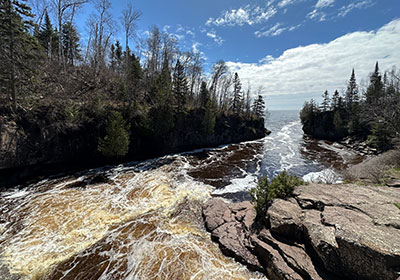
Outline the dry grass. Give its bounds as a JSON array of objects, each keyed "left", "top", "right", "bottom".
[{"left": 342, "top": 150, "right": 400, "bottom": 184}]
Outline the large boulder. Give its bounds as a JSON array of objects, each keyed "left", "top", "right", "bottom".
[
  {"left": 203, "top": 199, "right": 262, "bottom": 272},
  {"left": 204, "top": 183, "right": 400, "bottom": 280},
  {"left": 287, "top": 183, "right": 400, "bottom": 280}
]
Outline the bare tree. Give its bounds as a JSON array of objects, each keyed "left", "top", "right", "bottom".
[
  {"left": 29, "top": 0, "right": 48, "bottom": 35},
  {"left": 219, "top": 73, "right": 233, "bottom": 112},
  {"left": 121, "top": 3, "right": 141, "bottom": 53},
  {"left": 210, "top": 60, "right": 228, "bottom": 93},
  {"left": 87, "top": 0, "right": 114, "bottom": 72},
  {"left": 145, "top": 26, "right": 162, "bottom": 78},
  {"left": 51, "top": 0, "right": 87, "bottom": 63}
]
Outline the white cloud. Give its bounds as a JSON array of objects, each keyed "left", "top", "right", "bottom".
[
  {"left": 226, "top": 20, "right": 400, "bottom": 109},
  {"left": 206, "top": 5, "right": 277, "bottom": 27},
  {"left": 307, "top": 9, "right": 326, "bottom": 21},
  {"left": 338, "top": 0, "right": 374, "bottom": 17},
  {"left": 307, "top": 0, "right": 335, "bottom": 21},
  {"left": 315, "top": 0, "right": 335, "bottom": 9},
  {"left": 255, "top": 23, "right": 301, "bottom": 38},
  {"left": 206, "top": 30, "right": 224, "bottom": 45},
  {"left": 186, "top": 30, "right": 195, "bottom": 37},
  {"left": 278, "top": 0, "right": 303, "bottom": 8}
]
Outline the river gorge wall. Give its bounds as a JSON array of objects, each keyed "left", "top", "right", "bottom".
[{"left": 0, "top": 108, "right": 267, "bottom": 187}]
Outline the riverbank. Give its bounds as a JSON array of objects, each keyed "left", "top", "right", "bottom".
[
  {"left": 0, "top": 107, "right": 268, "bottom": 187},
  {"left": 203, "top": 150, "right": 400, "bottom": 280}
]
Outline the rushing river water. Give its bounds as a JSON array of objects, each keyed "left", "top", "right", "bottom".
[{"left": 0, "top": 110, "right": 364, "bottom": 280}]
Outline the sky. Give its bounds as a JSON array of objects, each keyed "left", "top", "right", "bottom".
[{"left": 70, "top": 0, "right": 399, "bottom": 110}]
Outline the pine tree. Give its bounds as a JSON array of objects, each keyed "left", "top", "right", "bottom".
[
  {"left": 245, "top": 88, "right": 251, "bottom": 118},
  {"left": 110, "top": 43, "right": 116, "bottom": 70},
  {"left": 37, "top": 10, "right": 58, "bottom": 59},
  {"left": 321, "top": 90, "right": 330, "bottom": 112},
  {"left": 232, "top": 72, "right": 243, "bottom": 114},
  {"left": 0, "top": 0, "right": 39, "bottom": 111},
  {"left": 149, "top": 56, "right": 174, "bottom": 134},
  {"left": 199, "top": 81, "right": 209, "bottom": 109},
  {"left": 61, "top": 22, "right": 81, "bottom": 65},
  {"left": 125, "top": 53, "right": 143, "bottom": 112},
  {"left": 173, "top": 59, "right": 188, "bottom": 113},
  {"left": 252, "top": 95, "right": 265, "bottom": 117},
  {"left": 98, "top": 112, "right": 130, "bottom": 158},
  {"left": 115, "top": 40, "right": 123, "bottom": 70},
  {"left": 202, "top": 98, "right": 216, "bottom": 135},
  {"left": 331, "top": 90, "right": 340, "bottom": 110},
  {"left": 345, "top": 69, "right": 359, "bottom": 109},
  {"left": 365, "top": 62, "right": 384, "bottom": 104}
]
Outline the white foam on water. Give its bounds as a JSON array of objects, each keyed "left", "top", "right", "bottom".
[
  {"left": 303, "top": 168, "right": 342, "bottom": 184},
  {"left": 212, "top": 173, "right": 258, "bottom": 195},
  {"left": 0, "top": 156, "right": 266, "bottom": 280}
]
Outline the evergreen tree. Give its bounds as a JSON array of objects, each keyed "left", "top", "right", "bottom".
[
  {"left": 98, "top": 111, "right": 130, "bottom": 158},
  {"left": 202, "top": 98, "right": 216, "bottom": 135},
  {"left": 321, "top": 90, "right": 330, "bottom": 112},
  {"left": 173, "top": 59, "right": 188, "bottom": 113},
  {"left": 365, "top": 62, "right": 384, "bottom": 104},
  {"left": 125, "top": 53, "right": 143, "bottom": 112},
  {"left": 345, "top": 69, "right": 359, "bottom": 109},
  {"left": 252, "top": 95, "right": 265, "bottom": 117},
  {"left": 0, "top": 0, "right": 39, "bottom": 110},
  {"left": 232, "top": 72, "right": 243, "bottom": 114},
  {"left": 115, "top": 40, "right": 123, "bottom": 70},
  {"left": 149, "top": 57, "right": 174, "bottom": 134},
  {"left": 110, "top": 43, "right": 116, "bottom": 70},
  {"left": 62, "top": 22, "right": 80, "bottom": 65},
  {"left": 199, "top": 81, "right": 209, "bottom": 109},
  {"left": 331, "top": 90, "right": 340, "bottom": 110},
  {"left": 245, "top": 88, "right": 251, "bottom": 118},
  {"left": 37, "top": 10, "right": 58, "bottom": 59}
]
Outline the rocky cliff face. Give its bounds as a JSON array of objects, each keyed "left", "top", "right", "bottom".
[
  {"left": 0, "top": 110, "right": 266, "bottom": 187},
  {"left": 203, "top": 183, "right": 400, "bottom": 280},
  {"left": 301, "top": 111, "right": 346, "bottom": 142}
]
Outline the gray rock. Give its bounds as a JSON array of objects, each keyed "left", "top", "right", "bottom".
[
  {"left": 268, "top": 198, "right": 304, "bottom": 240},
  {"left": 203, "top": 199, "right": 233, "bottom": 231}
]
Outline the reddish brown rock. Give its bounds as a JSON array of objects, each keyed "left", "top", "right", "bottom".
[{"left": 203, "top": 184, "right": 400, "bottom": 280}]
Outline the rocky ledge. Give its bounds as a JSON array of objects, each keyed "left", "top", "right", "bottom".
[{"left": 203, "top": 183, "right": 400, "bottom": 280}]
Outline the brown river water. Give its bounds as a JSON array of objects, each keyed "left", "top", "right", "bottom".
[{"left": 0, "top": 111, "right": 364, "bottom": 279}]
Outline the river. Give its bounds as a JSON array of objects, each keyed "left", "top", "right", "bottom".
[{"left": 0, "top": 110, "right": 364, "bottom": 280}]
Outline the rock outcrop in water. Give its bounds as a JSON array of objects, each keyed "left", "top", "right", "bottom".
[
  {"left": 203, "top": 183, "right": 400, "bottom": 280},
  {"left": 0, "top": 110, "right": 267, "bottom": 187}
]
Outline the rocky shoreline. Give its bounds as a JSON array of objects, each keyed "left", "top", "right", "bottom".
[{"left": 203, "top": 183, "right": 400, "bottom": 280}]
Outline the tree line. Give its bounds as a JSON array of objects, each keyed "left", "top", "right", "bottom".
[
  {"left": 300, "top": 62, "right": 400, "bottom": 151},
  {"left": 0, "top": 0, "right": 266, "bottom": 157}
]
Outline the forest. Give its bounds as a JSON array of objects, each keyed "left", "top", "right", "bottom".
[
  {"left": 300, "top": 62, "right": 400, "bottom": 151},
  {"left": 0, "top": 0, "right": 266, "bottom": 160}
]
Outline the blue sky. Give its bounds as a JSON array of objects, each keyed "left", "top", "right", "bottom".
[{"left": 55, "top": 0, "right": 400, "bottom": 109}]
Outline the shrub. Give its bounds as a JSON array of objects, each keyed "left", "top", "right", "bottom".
[
  {"left": 98, "top": 111, "right": 130, "bottom": 158},
  {"left": 250, "top": 171, "right": 304, "bottom": 216},
  {"left": 249, "top": 176, "right": 269, "bottom": 217},
  {"left": 268, "top": 171, "right": 304, "bottom": 200}
]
